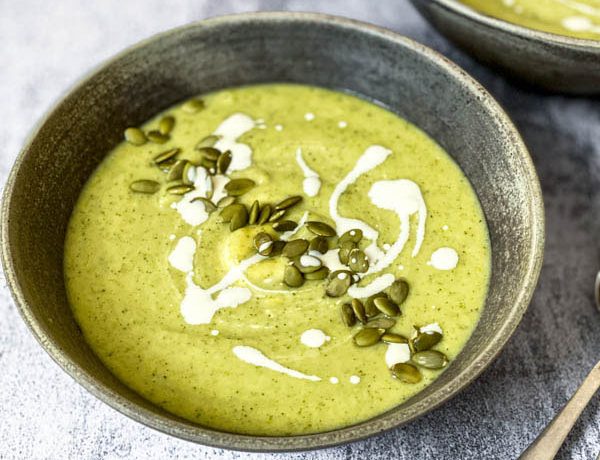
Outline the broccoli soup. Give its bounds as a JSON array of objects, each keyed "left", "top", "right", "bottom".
[
  {"left": 64, "top": 84, "right": 490, "bottom": 435},
  {"left": 459, "top": 0, "right": 600, "bottom": 40}
]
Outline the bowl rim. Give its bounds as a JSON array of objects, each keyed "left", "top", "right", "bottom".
[
  {"left": 0, "top": 11, "right": 545, "bottom": 452},
  {"left": 431, "top": 0, "right": 600, "bottom": 49}
]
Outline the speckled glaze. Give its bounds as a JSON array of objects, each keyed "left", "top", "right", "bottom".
[
  {"left": 411, "top": 0, "right": 600, "bottom": 94},
  {"left": 0, "top": 12, "right": 544, "bottom": 451}
]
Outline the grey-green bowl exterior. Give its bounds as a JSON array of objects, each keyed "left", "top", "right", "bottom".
[
  {"left": 411, "top": 0, "right": 600, "bottom": 94},
  {"left": 1, "top": 12, "right": 544, "bottom": 451}
]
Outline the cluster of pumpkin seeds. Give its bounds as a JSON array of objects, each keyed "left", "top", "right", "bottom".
[
  {"left": 127, "top": 99, "right": 245, "bottom": 201},
  {"left": 342, "top": 278, "right": 449, "bottom": 382},
  {"left": 389, "top": 327, "right": 449, "bottom": 383},
  {"left": 221, "top": 194, "right": 303, "bottom": 233},
  {"left": 252, "top": 232, "right": 332, "bottom": 287},
  {"left": 279, "top": 219, "right": 337, "bottom": 287},
  {"left": 124, "top": 111, "right": 178, "bottom": 148}
]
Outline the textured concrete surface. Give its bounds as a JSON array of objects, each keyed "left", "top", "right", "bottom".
[{"left": 1, "top": 1, "right": 599, "bottom": 459}]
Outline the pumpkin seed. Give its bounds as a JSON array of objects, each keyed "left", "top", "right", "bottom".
[
  {"left": 153, "top": 147, "right": 179, "bottom": 165},
  {"left": 216, "top": 196, "right": 235, "bottom": 208},
  {"left": 274, "top": 195, "right": 302, "bottom": 211},
  {"left": 248, "top": 201, "right": 260, "bottom": 225},
  {"left": 167, "top": 160, "right": 188, "bottom": 182},
  {"left": 257, "top": 204, "right": 272, "bottom": 225},
  {"left": 381, "top": 332, "right": 409, "bottom": 344},
  {"left": 306, "top": 221, "right": 336, "bottom": 237},
  {"left": 181, "top": 162, "right": 195, "bottom": 185},
  {"left": 124, "top": 127, "right": 147, "bottom": 145},
  {"left": 195, "top": 134, "right": 220, "bottom": 150},
  {"left": 190, "top": 197, "right": 216, "bottom": 213},
  {"left": 269, "top": 240, "right": 285, "bottom": 257},
  {"left": 268, "top": 209, "right": 286, "bottom": 223},
  {"left": 388, "top": 279, "right": 409, "bottom": 305},
  {"left": 412, "top": 350, "right": 448, "bottom": 369},
  {"left": 147, "top": 130, "right": 169, "bottom": 144},
  {"left": 157, "top": 157, "right": 177, "bottom": 172},
  {"left": 217, "top": 150, "right": 232, "bottom": 174},
  {"left": 230, "top": 205, "right": 248, "bottom": 231},
  {"left": 129, "top": 179, "right": 160, "bottom": 194},
  {"left": 412, "top": 331, "right": 442, "bottom": 352},
  {"left": 365, "top": 317, "right": 396, "bottom": 329},
  {"left": 284, "top": 265, "right": 304, "bottom": 287},
  {"left": 353, "top": 328, "right": 384, "bottom": 347},
  {"left": 294, "top": 255, "right": 322, "bottom": 273},
  {"left": 309, "top": 236, "right": 328, "bottom": 254},
  {"left": 338, "top": 241, "right": 356, "bottom": 265},
  {"left": 373, "top": 296, "right": 400, "bottom": 316},
  {"left": 282, "top": 239, "right": 309, "bottom": 258},
  {"left": 348, "top": 248, "right": 369, "bottom": 273},
  {"left": 390, "top": 363, "right": 422, "bottom": 383},
  {"left": 182, "top": 98, "right": 205, "bottom": 113},
  {"left": 158, "top": 116, "right": 175, "bottom": 135},
  {"left": 351, "top": 299, "right": 367, "bottom": 324},
  {"left": 272, "top": 220, "right": 297, "bottom": 232},
  {"left": 304, "top": 266, "right": 329, "bottom": 280},
  {"left": 198, "top": 147, "right": 221, "bottom": 161},
  {"left": 167, "top": 184, "right": 194, "bottom": 195},
  {"left": 339, "top": 228, "right": 363, "bottom": 244},
  {"left": 200, "top": 157, "right": 216, "bottom": 172},
  {"left": 225, "top": 178, "right": 255, "bottom": 196},
  {"left": 253, "top": 232, "right": 273, "bottom": 255},
  {"left": 220, "top": 203, "right": 246, "bottom": 223},
  {"left": 325, "top": 271, "right": 352, "bottom": 297},
  {"left": 364, "top": 294, "right": 385, "bottom": 318},
  {"left": 341, "top": 303, "right": 356, "bottom": 327}
]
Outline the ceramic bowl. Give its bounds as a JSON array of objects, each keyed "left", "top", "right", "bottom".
[
  {"left": 411, "top": 0, "right": 600, "bottom": 94},
  {"left": 1, "top": 12, "right": 544, "bottom": 451}
]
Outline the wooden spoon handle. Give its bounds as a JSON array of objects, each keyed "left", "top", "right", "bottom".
[{"left": 520, "top": 361, "right": 600, "bottom": 460}]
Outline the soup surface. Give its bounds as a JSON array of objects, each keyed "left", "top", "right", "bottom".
[
  {"left": 65, "top": 84, "right": 490, "bottom": 435},
  {"left": 459, "top": 0, "right": 600, "bottom": 40}
]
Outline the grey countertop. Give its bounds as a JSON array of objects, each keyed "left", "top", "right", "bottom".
[{"left": 1, "top": 1, "right": 599, "bottom": 459}]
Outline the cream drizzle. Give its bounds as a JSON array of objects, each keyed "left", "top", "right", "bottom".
[
  {"left": 348, "top": 274, "right": 395, "bottom": 298},
  {"left": 327, "top": 145, "right": 427, "bottom": 298},
  {"left": 295, "top": 148, "right": 321, "bottom": 197},
  {"left": 420, "top": 323, "right": 443, "bottom": 335},
  {"left": 212, "top": 113, "right": 256, "bottom": 171},
  {"left": 168, "top": 236, "right": 196, "bottom": 272},
  {"left": 385, "top": 343, "right": 411, "bottom": 368},
  {"left": 179, "top": 212, "right": 309, "bottom": 323},
  {"left": 300, "top": 329, "right": 330, "bottom": 348},
  {"left": 232, "top": 346, "right": 321, "bottom": 381},
  {"left": 428, "top": 247, "right": 459, "bottom": 270},
  {"left": 172, "top": 167, "right": 219, "bottom": 226},
  {"left": 329, "top": 145, "right": 390, "bottom": 239},
  {"left": 172, "top": 113, "right": 255, "bottom": 225},
  {"left": 562, "top": 15, "right": 600, "bottom": 32},
  {"left": 313, "top": 249, "right": 347, "bottom": 273}
]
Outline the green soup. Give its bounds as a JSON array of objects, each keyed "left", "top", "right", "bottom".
[
  {"left": 64, "top": 84, "right": 490, "bottom": 435},
  {"left": 459, "top": 0, "right": 600, "bottom": 40}
]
